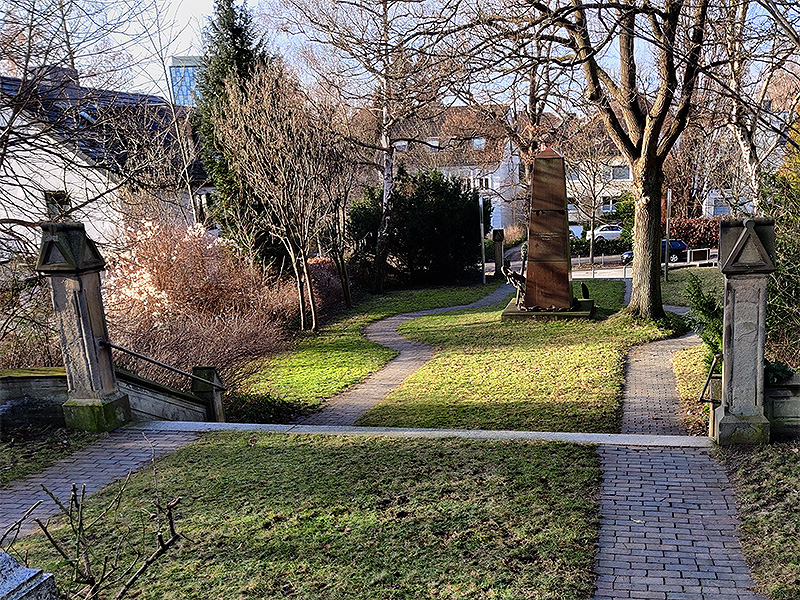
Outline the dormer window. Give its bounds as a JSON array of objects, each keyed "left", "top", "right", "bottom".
[{"left": 472, "top": 137, "right": 486, "bottom": 151}]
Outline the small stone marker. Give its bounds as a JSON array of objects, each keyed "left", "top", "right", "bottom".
[
  {"left": 492, "top": 229, "right": 504, "bottom": 279},
  {"left": 0, "top": 552, "right": 58, "bottom": 600},
  {"left": 714, "top": 218, "right": 776, "bottom": 444},
  {"left": 36, "top": 222, "right": 130, "bottom": 432}
]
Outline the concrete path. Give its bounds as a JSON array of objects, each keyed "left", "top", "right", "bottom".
[
  {"left": 293, "top": 284, "right": 513, "bottom": 426},
  {"left": 0, "top": 429, "right": 199, "bottom": 537},
  {"left": 593, "top": 323, "right": 765, "bottom": 599}
]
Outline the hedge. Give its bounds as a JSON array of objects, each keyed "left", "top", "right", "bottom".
[{"left": 666, "top": 217, "right": 721, "bottom": 248}]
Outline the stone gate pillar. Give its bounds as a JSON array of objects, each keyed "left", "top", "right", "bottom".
[
  {"left": 714, "top": 218, "right": 776, "bottom": 445},
  {"left": 36, "top": 223, "right": 130, "bottom": 432}
]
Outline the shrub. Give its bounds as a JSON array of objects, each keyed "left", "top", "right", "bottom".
[
  {"left": 764, "top": 174, "right": 800, "bottom": 368},
  {"left": 666, "top": 217, "right": 722, "bottom": 248},
  {"left": 570, "top": 237, "right": 631, "bottom": 257},
  {"left": 686, "top": 272, "right": 723, "bottom": 368},
  {"left": 103, "top": 221, "right": 292, "bottom": 389},
  {"left": 348, "top": 168, "right": 491, "bottom": 285},
  {"left": 0, "top": 262, "right": 61, "bottom": 370}
]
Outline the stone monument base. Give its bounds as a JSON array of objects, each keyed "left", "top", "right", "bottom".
[
  {"left": 0, "top": 552, "right": 58, "bottom": 600},
  {"left": 500, "top": 298, "right": 594, "bottom": 321},
  {"left": 63, "top": 392, "right": 131, "bottom": 432},
  {"left": 713, "top": 409, "right": 770, "bottom": 445}
]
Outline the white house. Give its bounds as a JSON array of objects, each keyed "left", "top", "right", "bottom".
[
  {"left": 0, "top": 66, "right": 208, "bottom": 255},
  {"left": 392, "top": 106, "right": 526, "bottom": 230}
]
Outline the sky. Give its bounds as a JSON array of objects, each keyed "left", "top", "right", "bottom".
[
  {"left": 129, "top": 0, "right": 215, "bottom": 95},
  {"left": 170, "top": 0, "right": 216, "bottom": 55},
  {"left": 132, "top": 0, "right": 290, "bottom": 97}
]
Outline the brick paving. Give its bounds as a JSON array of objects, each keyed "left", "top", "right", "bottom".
[
  {"left": 622, "top": 334, "right": 700, "bottom": 436},
  {"left": 294, "top": 284, "right": 512, "bottom": 426},
  {"left": 0, "top": 429, "right": 199, "bottom": 537},
  {"left": 594, "top": 317, "right": 765, "bottom": 599}
]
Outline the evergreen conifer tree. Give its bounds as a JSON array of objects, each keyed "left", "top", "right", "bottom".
[{"left": 196, "top": 0, "right": 266, "bottom": 255}]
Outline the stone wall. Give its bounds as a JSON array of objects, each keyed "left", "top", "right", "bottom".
[
  {"left": 117, "top": 371, "right": 208, "bottom": 422},
  {"left": 766, "top": 374, "right": 800, "bottom": 438},
  {"left": 0, "top": 370, "right": 210, "bottom": 428},
  {"left": 0, "top": 369, "right": 68, "bottom": 428}
]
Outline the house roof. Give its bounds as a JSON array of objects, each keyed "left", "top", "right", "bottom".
[
  {"left": 0, "top": 69, "right": 206, "bottom": 186},
  {"left": 390, "top": 105, "right": 511, "bottom": 170}
]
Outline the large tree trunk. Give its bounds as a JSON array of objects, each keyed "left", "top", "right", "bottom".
[
  {"left": 332, "top": 250, "right": 353, "bottom": 309},
  {"left": 628, "top": 161, "right": 666, "bottom": 320}
]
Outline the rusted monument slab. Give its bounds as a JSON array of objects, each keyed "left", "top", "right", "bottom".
[
  {"left": 501, "top": 148, "right": 592, "bottom": 320},
  {"left": 524, "top": 148, "right": 573, "bottom": 309}
]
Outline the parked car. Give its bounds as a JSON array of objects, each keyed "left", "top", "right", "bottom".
[
  {"left": 591, "top": 223, "right": 623, "bottom": 240},
  {"left": 621, "top": 239, "right": 689, "bottom": 265}
]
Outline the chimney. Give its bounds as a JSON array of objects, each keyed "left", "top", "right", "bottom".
[{"left": 32, "top": 65, "right": 80, "bottom": 89}]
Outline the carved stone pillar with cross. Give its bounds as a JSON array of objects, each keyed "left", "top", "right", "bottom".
[
  {"left": 714, "top": 218, "right": 776, "bottom": 445},
  {"left": 36, "top": 222, "right": 130, "bottom": 432}
]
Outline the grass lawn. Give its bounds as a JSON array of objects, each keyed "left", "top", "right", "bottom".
[
  {"left": 719, "top": 443, "right": 800, "bottom": 600},
  {"left": 357, "top": 280, "right": 682, "bottom": 433},
  {"left": 15, "top": 432, "right": 601, "bottom": 600},
  {"left": 661, "top": 267, "right": 723, "bottom": 307},
  {"left": 672, "top": 344, "right": 711, "bottom": 436},
  {"left": 0, "top": 425, "right": 97, "bottom": 488},
  {"left": 231, "top": 283, "right": 501, "bottom": 421}
]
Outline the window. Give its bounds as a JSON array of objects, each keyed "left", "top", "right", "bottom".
[
  {"left": 426, "top": 137, "right": 440, "bottom": 151},
  {"left": 478, "top": 177, "right": 491, "bottom": 190},
  {"left": 45, "top": 191, "right": 71, "bottom": 220},
  {"left": 472, "top": 137, "right": 486, "bottom": 151},
  {"left": 567, "top": 167, "right": 580, "bottom": 180},
  {"left": 611, "top": 165, "right": 631, "bottom": 180},
  {"left": 601, "top": 197, "right": 614, "bottom": 213}
]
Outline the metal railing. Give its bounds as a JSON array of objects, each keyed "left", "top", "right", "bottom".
[
  {"left": 100, "top": 340, "right": 227, "bottom": 391},
  {"left": 699, "top": 353, "right": 723, "bottom": 406}
]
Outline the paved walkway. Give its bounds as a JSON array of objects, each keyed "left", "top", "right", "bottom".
[
  {"left": 0, "top": 429, "right": 199, "bottom": 537},
  {"left": 293, "top": 284, "right": 513, "bottom": 426},
  {"left": 593, "top": 324, "right": 765, "bottom": 599},
  {"left": 622, "top": 334, "right": 700, "bottom": 436}
]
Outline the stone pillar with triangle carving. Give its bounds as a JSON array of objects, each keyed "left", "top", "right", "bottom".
[
  {"left": 36, "top": 222, "right": 130, "bottom": 432},
  {"left": 714, "top": 218, "right": 776, "bottom": 445}
]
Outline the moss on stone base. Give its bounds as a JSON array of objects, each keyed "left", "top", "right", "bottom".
[{"left": 62, "top": 393, "right": 131, "bottom": 432}]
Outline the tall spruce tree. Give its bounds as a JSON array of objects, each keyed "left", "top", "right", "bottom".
[{"left": 196, "top": 0, "right": 266, "bottom": 258}]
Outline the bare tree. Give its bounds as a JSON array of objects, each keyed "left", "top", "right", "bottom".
[
  {"left": 213, "top": 62, "right": 335, "bottom": 331},
  {"left": 0, "top": 0, "right": 201, "bottom": 255},
  {"left": 276, "top": 0, "right": 455, "bottom": 291},
  {"left": 467, "top": 1, "right": 711, "bottom": 319},
  {"left": 711, "top": 0, "right": 800, "bottom": 213},
  {"left": 562, "top": 114, "right": 622, "bottom": 264}
]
